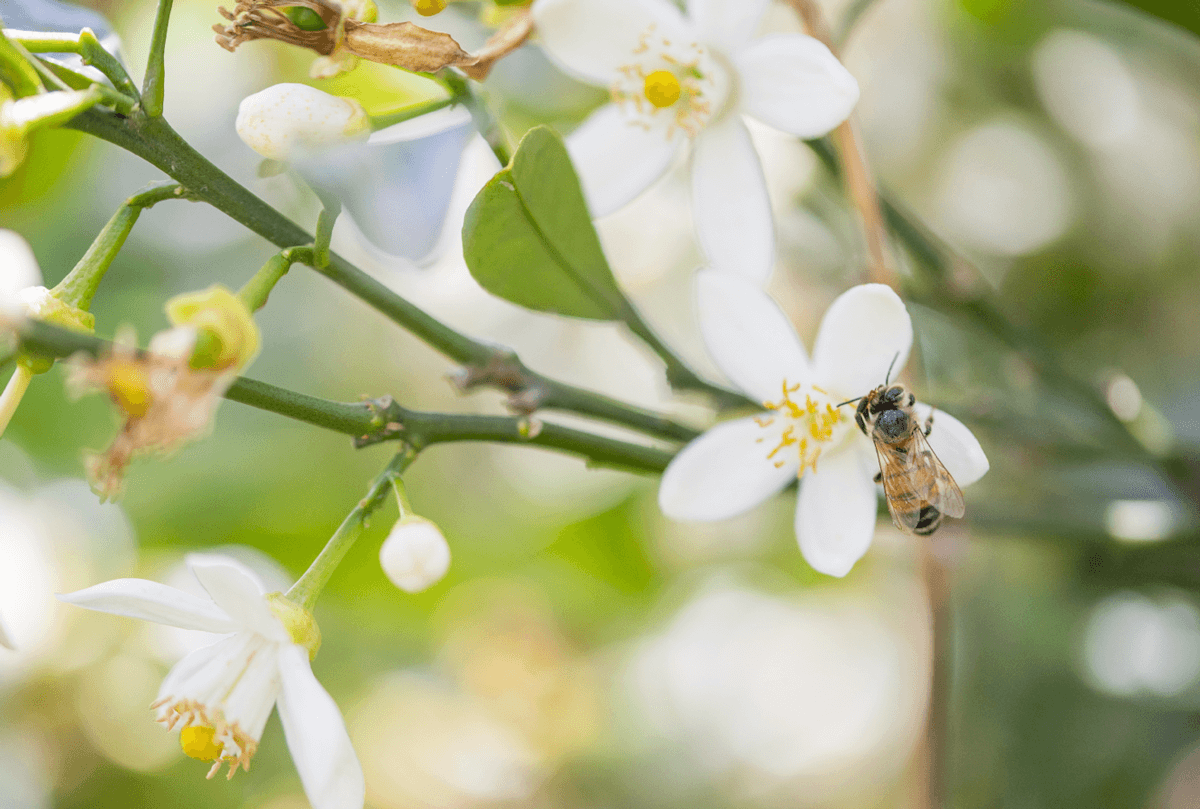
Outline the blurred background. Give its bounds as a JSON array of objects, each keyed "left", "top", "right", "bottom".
[{"left": 4, "top": 0, "right": 1200, "bottom": 806}]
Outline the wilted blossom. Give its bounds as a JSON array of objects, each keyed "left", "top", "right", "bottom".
[
  {"left": 67, "top": 286, "right": 259, "bottom": 500},
  {"left": 658, "top": 272, "right": 989, "bottom": 577},
  {"left": 532, "top": 0, "right": 859, "bottom": 284}
]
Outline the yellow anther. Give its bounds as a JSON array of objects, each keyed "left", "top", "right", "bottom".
[
  {"left": 805, "top": 395, "right": 817, "bottom": 414},
  {"left": 180, "top": 725, "right": 224, "bottom": 762},
  {"left": 107, "top": 361, "right": 152, "bottom": 418},
  {"left": 643, "top": 70, "right": 681, "bottom": 108},
  {"left": 412, "top": 0, "right": 445, "bottom": 14}
]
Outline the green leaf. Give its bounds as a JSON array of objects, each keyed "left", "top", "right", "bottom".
[{"left": 462, "top": 126, "right": 626, "bottom": 321}]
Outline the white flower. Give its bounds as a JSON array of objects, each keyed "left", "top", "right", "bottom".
[
  {"left": 379, "top": 516, "right": 451, "bottom": 593},
  {"left": 58, "top": 555, "right": 364, "bottom": 809},
  {"left": 532, "top": 0, "right": 859, "bottom": 284},
  {"left": 293, "top": 105, "right": 477, "bottom": 265},
  {"left": 0, "top": 229, "right": 49, "bottom": 318},
  {"left": 236, "top": 84, "right": 370, "bottom": 163},
  {"left": 658, "top": 272, "right": 989, "bottom": 577}
]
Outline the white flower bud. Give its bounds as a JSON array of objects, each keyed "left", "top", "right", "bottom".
[
  {"left": 379, "top": 516, "right": 450, "bottom": 593},
  {"left": 235, "top": 84, "right": 369, "bottom": 162}
]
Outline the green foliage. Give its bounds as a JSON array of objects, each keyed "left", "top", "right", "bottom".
[{"left": 462, "top": 126, "right": 627, "bottom": 321}]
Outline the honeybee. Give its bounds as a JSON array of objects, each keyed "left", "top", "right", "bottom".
[{"left": 845, "top": 382, "right": 965, "bottom": 536}]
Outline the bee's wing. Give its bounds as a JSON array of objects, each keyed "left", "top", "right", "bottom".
[
  {"left": 911, "top": 428, "right": 965, "bottom": 519},
  {"left": 873, "top": 440, "right": 924, "bottom": 534}
]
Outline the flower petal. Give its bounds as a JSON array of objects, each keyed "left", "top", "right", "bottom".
[
  {"left": 659, "top": 415, "right": 798, "bottom": 521},
  {"left": 0, "top": 230, "right": 42, "bottom": 299},
  {"left": 811, "top": 284, "right": 913, "bottom": 399},
  {"left": 691, "top": 117, "right": 775, "bottom": 283},
  {"left": 188, "top": 556, "right": 287, "bottom": 641},
  {"left": 532, "top": 0, "right": 690, "bottom": 86},
  {"left": 735, "top": 35, "right": 860, "bottom": 138},
  {"left": 0, "top": 613, "right": 13, "bottom": 650},
  {"left": 696, "top": 268, "right": 809, "bottom": 402},
  {"left": 795, "top": 441, "right": 878, "bottom": 577},
  {"left": 57, "top": 578, "right": 238, "bottom": 633},
  {"left": 914, "top": 403, "right": 990, "bottom": 487},
  {"left": 156, "top": 634, "right": 235, "bottom": 702},
  {"left": 277, "top": 644, "right": 365, "bottom": 809},
  {"left": 567, "top": 104, "right": 684, "bottom": 217},
  {"left": 686, "top": 0, "right": 770, "bottom": 51}
]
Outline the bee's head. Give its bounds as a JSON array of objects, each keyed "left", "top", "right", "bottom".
[{"left": 870, "top": 385, "right": 908, "bottom": 412}]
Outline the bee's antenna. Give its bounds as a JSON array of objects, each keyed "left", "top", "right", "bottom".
[
  {"left": 835, "top": 396, "right": 862, "bottom": 408},
  {"left": 884, "top": 352, "right": 900, "bottom": 385}
]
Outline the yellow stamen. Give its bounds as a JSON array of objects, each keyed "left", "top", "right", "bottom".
[
  {"left": 643, "top": 70, "right": 681, "bottom": 108},
  {"left": 180, "top": 725, "right": 224, "bottom": 761},
  {"left": 107, "top": 361, "right": 153, "bottom": 418}
]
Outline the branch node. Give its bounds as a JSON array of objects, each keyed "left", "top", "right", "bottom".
[{"left": 450, "top": 351, "right": 547, "bottom": 414}]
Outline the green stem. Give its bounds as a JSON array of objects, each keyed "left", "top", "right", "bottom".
[
  {"left": 0, "top": 28, "right": 42, "bottom": 96},
  {"left": 313, "top": 199, "right": 339, "bottom": 270},
  {"left": 390, "top": 476, "right": 413, "bottom": 518},
  {"left": 38, "top": 58, "right": 138, "bottom": 115},
  {"left": 239, "top": 247, "right": 312, "bottom": 311},
  {"left": 368, "top": 97, "right": 455, "bottom": 131},
  {"left": 65, "top": 109, "right": 701, "bottom": 444},
  {"left": 8, "top": 28, "right": 139, "bottom": 101},
  {"left": 285, "top": 449, "right": 417, "bottom": 610},
  {"left": 15, "top": 320, "right": 679, "bottom": 475},
  {"left": 52, "top": 181, "right": 191, "bottom": 310},
  {"left": 142, "top": 0, "right": 174, "bottom": 117},
  {"left": 438, "top": 70, "right": 510, "bottom": 165}
]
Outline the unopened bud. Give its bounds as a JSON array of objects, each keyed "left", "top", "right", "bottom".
[
  {"left": 235, "top": 84, "right": 369, "bottom": 162},
  {"left": 379, "top": 516, "right": 450, "bottom": 593},
  {"left": 412, "top": 0, "right": 446, "bottom": 15}
]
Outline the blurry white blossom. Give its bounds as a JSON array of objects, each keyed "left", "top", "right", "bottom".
[
  {"left": 659, "top": 273, "right": 988, "bottom": 577},
  {"left": 1083, "top": 591, "right": 1200, "bottom": 698},
  {"left": 533, "top": 0, "right": 859, "bottom": 283}
]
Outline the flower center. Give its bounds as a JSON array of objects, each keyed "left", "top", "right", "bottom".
[
  {"left": 643, "top": 70, "right": 682, "bottom": 108},
  {"left": 107, "top": 360, "right": 153, "bottom": 418},
  {"left": 180, "top": 725, "right": 224, "bottom": 761},
  {"left": 755, "top": 380, "right": 848, "bottom": 476},
  {"left": 611, "top": 24, "right": 727, "bottom": 138}
]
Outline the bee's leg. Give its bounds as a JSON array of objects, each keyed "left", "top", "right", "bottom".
[
  {"left": 923, "top": 409, "right": 936, "bottom": 437},
  {"left": 873, "top": 471, "right": 882, "bottom": 484}
]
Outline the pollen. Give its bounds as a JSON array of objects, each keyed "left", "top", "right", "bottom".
[
  {"left": 643, "top": 71, "right": 682, "bottom": 108},
  {"left": 180, "top": 725, "right": 224, "bottom": 761},
  {"left": 758, "top": 379, "right": 845, "bottom": 478},
  {"left": 106, "top": 361, "right": 153, "bottom": 418},
  {"left": 412, "top": 0, "right": 445, "bottom": 15}
]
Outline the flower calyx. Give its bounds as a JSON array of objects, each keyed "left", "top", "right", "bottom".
[
  {"left": 165, "top": 285, "right": 260, "bottom": 372},
  {"left": 266, "top": 592, "right": 322, "bottom": 659}
]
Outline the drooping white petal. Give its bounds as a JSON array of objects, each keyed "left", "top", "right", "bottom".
[
  {"left": 690, "top": 117, "right": 775, "bottom": 283},
  {"left": 914, "top": 403, "right": 990, "bottom": 487},
  {"left": 532, "top": 0, "right": 691, "bottom": 86},
  {"left": 157, "top": 634, "right": 237, "bottom": 703},
  {"left": 188, "top": 557, "right": 288, "bottom": 642},
  {"left": 734, "top": 35, "right": 860, "bottom": 138},
  {"left": 686, "top": 0, "right": 770, "bottom": 51},
  {"left": 696, "top": 269, "right": 810, "bottom": 402},
  {"left": 795, "top": 441, "right": 878, "bottom": 577},
  {"left": 0, "top": 230, "right": 42, "bottom": 299},
  {"left": 811, "top": 284, "right": 913, "bottom": 399},
  {"left": 0, "top": 613, "right": 13, "bottom": 650},
  {"left": 277, "top": 644, "right": 365, "bottom": 809},
  {"left": 659, "top": 415, "right": 798, "bottom": 521},
  {"left": 56, "top": 578, "right": 239, "bottom": 633},
  {"left": 567, "top": 104, "right": 684, "bottom": 217}
]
